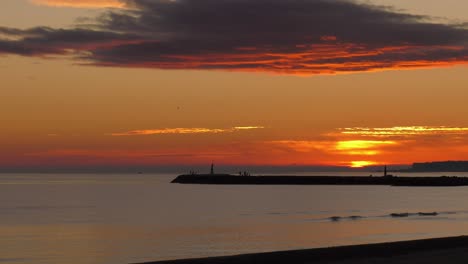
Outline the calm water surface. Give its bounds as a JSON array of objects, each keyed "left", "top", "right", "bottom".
[{"left": 2, "top": 172, "right": 468, "bottom": 263}]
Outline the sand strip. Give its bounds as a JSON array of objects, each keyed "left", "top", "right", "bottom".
[{"left": 135, "top": 236, "right": 468, "bottom": 264}]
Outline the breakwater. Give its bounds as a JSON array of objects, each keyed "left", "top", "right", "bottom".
[{"left": 171, "top": 174, "right": 468, "bottom": 186}]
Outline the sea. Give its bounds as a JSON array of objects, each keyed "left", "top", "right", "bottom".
[{"left": 3, "top": 172, "right": 468, "bottom": 264}]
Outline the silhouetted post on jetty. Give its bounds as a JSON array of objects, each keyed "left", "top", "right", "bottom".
[
  {"left": 383, "top": 165, "right": 394, "bottom": 177},
  {"left": 210, "top": 163, "right": 214, "bottom": 175}
]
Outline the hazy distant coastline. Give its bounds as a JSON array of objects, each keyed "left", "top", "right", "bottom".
[{"left": 400, "top": 161, "right": 468, "bottom": 172}]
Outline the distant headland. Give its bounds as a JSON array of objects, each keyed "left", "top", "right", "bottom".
[{"left": 401, "top": 161, "right": 468, "bottom": 172}]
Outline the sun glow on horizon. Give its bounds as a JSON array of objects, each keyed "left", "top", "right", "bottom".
[
  {"left": 268, "top": 125, "right": 468, "bottom": 168},
  {"left": 334, "top": 140, "right": 397, "bottom": 156},
  {"left": 335, "top": 140, "right": 397, "bottom": 151},
  {"left": 350, "top": 161, "right": 378, "bottom": 168}
]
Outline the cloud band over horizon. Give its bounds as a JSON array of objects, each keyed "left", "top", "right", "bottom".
[
  {"left": 4, "top": 125, "right": 468, "bottom": 169},
  {"left": 1, "top": 0, "right": 467, "bottom": 75}
]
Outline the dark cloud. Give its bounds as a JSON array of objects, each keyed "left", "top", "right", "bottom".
[
  {"left": 0, "top": 26, "right": 139, "bottom": 56},
  {"left": 1, "top": 0, "right": 467, "bottom": 74}
]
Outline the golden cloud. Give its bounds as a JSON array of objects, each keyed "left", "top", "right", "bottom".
[
  {"left": 111, "top": 126, "right": 264, "bottom": 136},
  {"left": 340, "top": 126, "right": 468, "bottom": 137}
]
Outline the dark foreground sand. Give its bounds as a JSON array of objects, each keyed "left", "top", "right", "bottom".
[{"left": 136, "top": 236, "right": 468, "bottom": 264}]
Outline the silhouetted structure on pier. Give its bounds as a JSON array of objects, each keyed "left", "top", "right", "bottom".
[{"left": 383, "top": 165, "right": 393, "bottom": 177}]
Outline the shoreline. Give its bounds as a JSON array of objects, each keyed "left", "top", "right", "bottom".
[{"left": 135, "top": 235, "right": 468, "bottom": 264}]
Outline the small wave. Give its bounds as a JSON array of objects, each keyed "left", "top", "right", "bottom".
[
  {"left": 325, "top": 211, "right": 462, "bottom": 222},
  {"left": 390, "top": 213, "right": 411, "bottom": 217},
  {"left": 329, "top": 215, "right": 364, "bottom": 222},
  {"left": 389, "top": 211, "right": 446, "bottom": 218},
  {"left": 417, "top": 212, "right": 438, "bottom": 216}
]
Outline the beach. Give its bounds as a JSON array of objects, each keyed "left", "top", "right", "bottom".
[{"left": 138, "top": 236, "right": 468, "bottom": 264}]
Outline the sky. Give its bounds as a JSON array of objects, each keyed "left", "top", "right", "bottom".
[{"left": 0, "top": 0, "right": 468, "bottom": 172}]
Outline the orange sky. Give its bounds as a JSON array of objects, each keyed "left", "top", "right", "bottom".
[
  {"left": 1, "top": 1, "right": 468, "bottom": 171},
  {"left": 30, "top": 0, "right": 125, "bottom": 8}
]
